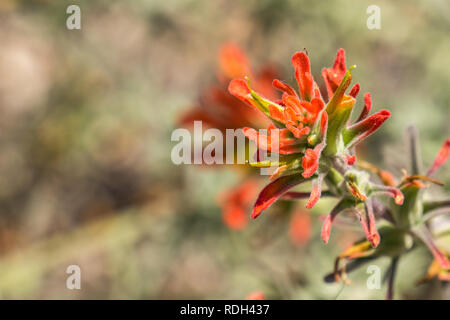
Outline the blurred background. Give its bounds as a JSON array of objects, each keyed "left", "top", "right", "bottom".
[{"left": 0, "top": 0, "right": 448, "bottom": 299}]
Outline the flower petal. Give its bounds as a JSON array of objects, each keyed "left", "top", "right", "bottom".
[
  {"left": 343, "top": 110, "right": 391, "bottom": 149},
  {"left": 292, "top": 52, "right": 313, "bottom": 101},
  {"left": 286, "top": 124, "right": 310, "bottom": 139},
  {"left": 272, "top": 79, "right": 297, "bottom": 97},
  {"left": 302, "top": 147, "right": 320, "bottom": 178},
  {"left": 348, "top": 83, "right": 360, "bottom": 98},
  {"left": 322, "top": 48, "right": 347, "bottom": 100},
  {"left": 346, "top": 154, "right": 356, "bottom": 165},
  {"left": 426, "top": 139, "right": 450, "bottom": 177},
  {"left": 243, "top": 127, "right": 303, "bottom": 155},
  {"left": 219, "top": 43, "right": 251, "bottom": 79},
  {"left": 229, "top": 78, "right": 284, "bottom": 122},
  {"left": 252, "top": 174, "right": 308, "bottom": 219},
  {"left": 354, "top": 199, "right": 380, "bottom": 248},
  {"left": 356, "top": 92, "right": 372, "bottom": 122},
  {"left": 306, "top": 172, "right": 326, "bottom": 208},
  {"left": 283, "top": 190, "right": 335, "bottom": 199},
  {"left": 228, "top": 78, "right": 254, "bottom": 106},
  {"left": 370, "top": 184, "right": 404, "bottom": 205},
  {"left": 268, "top": 104, "right": 285, "bottom": 123}
]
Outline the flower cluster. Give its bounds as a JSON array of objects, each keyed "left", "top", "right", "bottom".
[
  {"left": 227, "top": 49, "right": 450, "bottom": 298},
  {"left": 229, "top": 49, "right": 400, "bottom": 247},
  {"left": 180, "top": 43, "right": 276, "bottom": 132},
  {"left": 180, "top": 44, "right": 310, "bottom": 241},
  {"left": 179, "top": 44, "right": 276, "bottom": 229}
]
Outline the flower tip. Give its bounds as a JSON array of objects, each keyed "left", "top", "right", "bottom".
[
  {"left": 306, "top": 178, "right": 323, "bottom": 209},
  {"left": 302, "top": 148, "right": 320, "bottom": 178},
  {"left": 251, "top": 206, "right": 262, "bottom": 219},
  {"left": 305, "top": 197, "right": 317, "bottom": 209},
  {"left": 369, "top": 232, "right": 380, "bottom": 248},
  {"left": 228, "top": 78, "right": 250, "bottom": 97},
  {"left": 395, "top": 193, "right": 404, "bottom": 205},
  {"left": 380, "top": 170, "right": 396, "bottom": 187},
  {"left": 426, "top": 138, "right": 450, "bottom": 177},
  {"left": 301, "top": 171, "right": 311, "bottom": 179},
  {"left": 445, "top": 139, "right": 450, "bottom": 147},
  {"left": 379, "top": 110, "right": 391, "bottom": 118},
  {"left": 435, "top": 253, "right": 450, "bottom": 270},
  {"left": 333, "top": 49, "right": 346, "bottom": 71},
  {"left": 371, "top": 109, "right": 391, "bottom": 125},
  {"left": 442, "top": 259, "right": 450, "bottom": 270},
  {"left": 337, "top": 48, "right": 345, "bottom": 56},
  {"left": 272, "top": 79, "right": 297, "bottom": 96},
  {"left": 292, "top": 51, "right": 308, "bottom": 61},
  {"left": 349, "top": 83, "right": 360, "bottom": 98},
  {"left": 390, "top": 188, "right": 404, "bottom": 205},
  {"left": 291, "top": 51, "right": 310, "bottom": 71},
  {"left": 346, "top": 155, "right": 356, "bottom": 165}
]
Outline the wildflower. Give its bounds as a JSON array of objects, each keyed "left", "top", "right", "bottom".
[
  {"left": 180, "top": 43, "right": 276, "bottom": 132},
  {"left": 426, "top": 139, "right": 450, "bottom": 176},
  {"left": 418, "top": 252, "right": 450, "bottom": 283},
  {"left": 180, "top": 43, "right": 280, "bottom": 230},
  {"left": 229, "top": 49, "right": 401, "bottom": 247},
  {"left": 218, "top": 179, "right": 260, "bottom": 230}
]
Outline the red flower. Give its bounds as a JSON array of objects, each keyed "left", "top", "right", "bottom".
[
  {"left": 419, "top": 253, "right": 450, "bottom": 283},
  {"left": 322, "top": 48, "right": 347, "bottom": 100},
  {"left": 289, "top": 210, "right": 311, "bottom": 246},
  {"left": 228, "top": 48, "right": 393, "bottom": 224},
  {"left": 229, "top": 52, "right": 327, "bottom": 155},
  {"left": 251, "top": 174, "right": 306, "bottom": 219},
  {"left": 180, "top": 43, "right": 277, "bottom": 132},
  {"left": 426, "top": 139, "right": 450, "bottom": 177},
  {"left": 218, "top": 179, "right": 260, "bottom": 230},
  {"left": 218, "top": 43, "right": 251, "bottom": 80}
]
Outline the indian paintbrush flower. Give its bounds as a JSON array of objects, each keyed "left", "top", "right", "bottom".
[
  {"left": 182, "top": 45, "right": 449, "bottom": 298},
  {"left": 217, "top": 178, "right": 260, "bottom": 230},
  {"left": 181, "top": 44, "right": 308, "bottom": 234},
  {"left": 228, "top": 48, "right": 402, "bottom": 249},
  {"left": 180, "top": 43, "right": 276, "bottom": 132}
]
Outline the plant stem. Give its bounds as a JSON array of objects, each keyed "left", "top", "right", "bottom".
[{"left": 386, "top": 257, "right": 399, "bottom": 300}]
